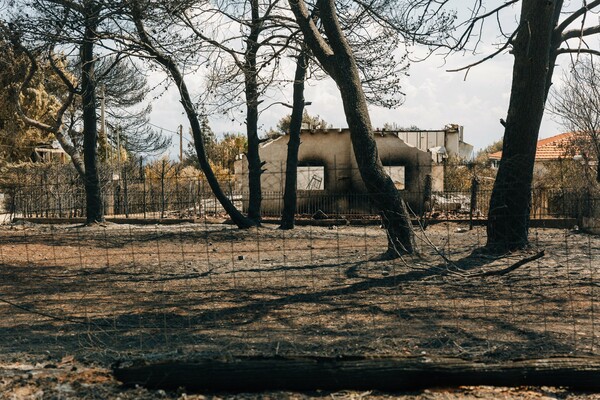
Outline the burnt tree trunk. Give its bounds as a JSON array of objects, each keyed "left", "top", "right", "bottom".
[
  {"left": 244, "top": 0, "right": 263, "bottom": 224},
  {"left": 130, "top": 2, "right": 257, "bottom": 229},
  {"left": 290, "top": 0, "right": 414, "bottom": 255},
  {"left": 280, "top": 48, "right": 309, "bottom": 230},
  {"left": 114, "top": 356, "right": 600, "bottom": 392},
  {"left": 81, "top": 2, "right": 104, "bottom": 224},
  {"left": 334, "top": 67, "right": 413, "bottom": 255},
  {"left": 486, "top": 0, "right": 560, "bottom": 251}
]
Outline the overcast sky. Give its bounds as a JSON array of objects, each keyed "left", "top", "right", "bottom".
[{"left": 147, "top": 34, "right": 568, "bottom": 160}]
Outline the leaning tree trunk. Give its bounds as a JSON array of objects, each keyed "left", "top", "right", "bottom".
[
  {"left": 289, "top": 0, "right": 414, "bottom": 255},
  {"left": 280, "top": 48, "right": 309, "bottom": 230},
  {"left": 486, "top": 0, "right": 558, "bottom": 251},
  {"left": 335, "top": 68, "right": 414, "bottom": 255},
  {"left": 130, "top": 2, "right": 257, "bottom": 229},
  {"left": 81, "top": 4, "right": 104, "bottom": 224},
  {"left": 321, "top": 1, "right": 413, "bottom": 255}
]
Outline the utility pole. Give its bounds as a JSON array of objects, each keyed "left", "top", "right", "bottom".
[
  {"left": 100, "top": 84, "right": 107, "bottom": 161},
  {"left": 117, "top": 126, "right": 122, "bottom": 176},
  {"left": 179, "top": 124, "right": 183, "bottom": 163}
]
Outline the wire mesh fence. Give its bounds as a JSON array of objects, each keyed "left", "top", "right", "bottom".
[
  {"left": 1, "top": 159, "right": 600, "bottom": 372},
  {"left": 0, "top": 219, "right": 599, "bottom": 365}
]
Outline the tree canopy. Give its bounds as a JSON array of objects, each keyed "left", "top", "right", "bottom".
[{"left": 0, "top": 31, "right": 60, "bottom": 162}]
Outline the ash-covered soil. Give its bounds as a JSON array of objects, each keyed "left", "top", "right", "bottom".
[{"left": 0, "top": 220, "right": 599, "bottom": 398}]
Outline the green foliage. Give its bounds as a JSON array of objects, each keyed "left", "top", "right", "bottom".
[
  {"left": 533, "top": 158, "right": 599, "bottom": 191},
  {"left": 444, "top": 141, "right": 501, "bottom": 192},
  {"left": 184, "top": 126, "right": 247, "bottom": 173},
  {"left": 477, "top": 140, "right": 503, "bottom": 160},
  {"left": 200, "top": 116, "right": 217, "bottom": 163},
  {"left": 265, "top": 111, "right": 331, "bottom": 139}
]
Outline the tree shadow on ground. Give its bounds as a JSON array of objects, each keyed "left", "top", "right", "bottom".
[{"left": 0, "top": 255, "right": 587, "bottom": 366}]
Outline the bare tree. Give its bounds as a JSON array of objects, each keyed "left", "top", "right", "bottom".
[
  {"left": 7, "top": 0, "right": 175, "bottom": 223},
  {"left": 549, "top": 58, "right": 600, "bottom": 183},
  {"left": 165, "top": 0, "right": 297, "bottom": 224},
  {"left": 163, "top": 0, "right": 409, "bottom": 227},
  {"left": 6, "top": 0, "right": 124, "bottom": 223},
  {"left": 76, "top": 56, "right": 171, "bottom": 158},
  {"left": 279, "top": 46, "right": 309, "bottom": 230}
]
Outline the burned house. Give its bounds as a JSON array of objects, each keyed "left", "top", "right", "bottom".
[
  {"left": 235, "top": 126, "right": 465, "bottom": 217},
  {"left": 31, "top": 141, "right": 69, "bottom": 164}
]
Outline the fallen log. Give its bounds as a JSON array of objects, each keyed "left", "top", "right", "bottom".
[{"left": 113, "top": 356, "right": 600, "bottom": 392}]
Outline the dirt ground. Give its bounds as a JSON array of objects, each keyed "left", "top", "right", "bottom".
[{"left": 1, "top": 220, "right": 600, "bottom": 398}]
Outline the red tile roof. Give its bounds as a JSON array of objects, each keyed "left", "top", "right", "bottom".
[{"left": 489, "top": 132, "right": 579, "bottom": 160}]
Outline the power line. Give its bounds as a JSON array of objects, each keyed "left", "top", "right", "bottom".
[{"left": 115, "top": 105, "right": 181, "bottom": 135}]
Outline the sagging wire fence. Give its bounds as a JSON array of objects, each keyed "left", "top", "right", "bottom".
[
  {"left": 0, "top": 219, "right": 598, "bottom": 365},
  {"left": 0, "top": 158, "right": 599, "bottom": 369}
]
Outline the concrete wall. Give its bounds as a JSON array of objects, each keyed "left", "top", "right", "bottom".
[
  {"left": 237, "top": 129, "right": 433, "bottom": 216},
  {"left": 261, "top": 130, "right": 353, "bottom": 216},
  {"left": 257, "top": 129, "right": 353, "bottom": 192},
  {"left": 350, "top": 133, "right": 432, "bottom": 210},
  {"left": 395, "top": 130, "right": 446, "bottom": 152}
]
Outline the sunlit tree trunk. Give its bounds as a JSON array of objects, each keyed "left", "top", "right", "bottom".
[{"left": 487, "top": 0, "right": 560, "bottom": 250}]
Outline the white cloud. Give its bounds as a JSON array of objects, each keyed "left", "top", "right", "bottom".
[{"left": 148, "top": 46, "right": 565, "bottom": 160}]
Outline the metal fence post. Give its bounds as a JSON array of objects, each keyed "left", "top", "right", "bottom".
[{"left": 469, "top": 177, "right": 479, "bottom": 230}]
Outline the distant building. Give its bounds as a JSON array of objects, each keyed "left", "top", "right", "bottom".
[
  {"left": 31, "top": 140, "right": 69, "bottom": 164},
  {"left": 488, "top": 132, "right": 588, "bottom": 169},
  {"left": 488, "top": 131, "right": 598, "bottom": 218},
  {"left": 235, "top": 124, "right": 473, "bottom": 216},
  {"left": 382, "top": 123, "right": 473, "bottom": 163}
]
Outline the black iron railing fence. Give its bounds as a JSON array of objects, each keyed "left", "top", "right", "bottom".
[{"left": 2, "top": 161, "right": 598, "bottom": 221}]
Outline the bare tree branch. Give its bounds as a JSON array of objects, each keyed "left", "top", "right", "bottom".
[
  {"left": 446, "top": 24, "right": 520, "bottom": 72},
  {"left": 562, "top": 24, "right": 600, "bottom": 43},
  {"left": 555, "top": 0, "right": 600, "bottom": 35},
  {"left": 556, "top": 47, "right": 600, "bottom": 57}
]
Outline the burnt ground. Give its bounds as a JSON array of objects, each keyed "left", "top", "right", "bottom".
[{"left": 1, "top": 220, "right": 600, "bottom": 398}]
